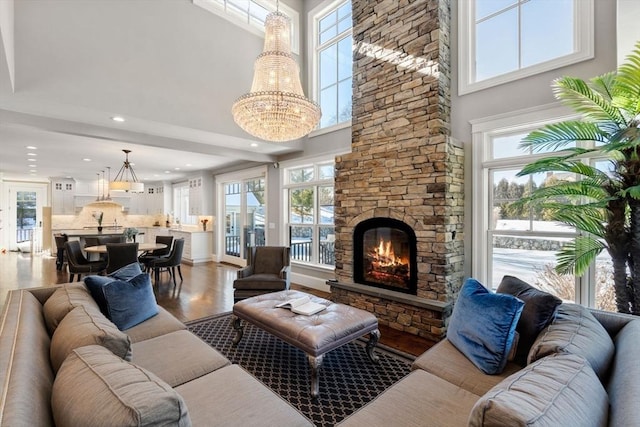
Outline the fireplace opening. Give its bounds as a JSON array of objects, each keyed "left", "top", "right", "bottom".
[{"left": 354, "top": 218, "right": 417, "bottom": 294}]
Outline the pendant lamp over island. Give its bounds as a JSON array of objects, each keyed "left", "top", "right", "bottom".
[
  {"left": 232, "top": 5, "right": 321, "bottom": 142},
  {"left": 110, "top": 149, "right": 144, "bottom": 193}
]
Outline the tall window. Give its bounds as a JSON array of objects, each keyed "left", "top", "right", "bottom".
[
  {"left": 459, "top": 0, "right": 593, "bottom": 94},
  {"left": 472, "top": 106, "right": 614, "bottom": 311},
  {"left": 285, "top": 161, "right": 335, "bottom": 267},
  {"left": 312, "top": 0, "right": 352, "bottom": 129}
]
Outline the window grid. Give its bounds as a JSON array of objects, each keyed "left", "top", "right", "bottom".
[
  {"left": 313, "top": 0, "right": 353, "bottom": 129},
  {"left": 459, "top": 0, "right": 594, "bottom": 95},
  {"left": 474, "top": 112, "right": 615, "bottom": 311},
  {"left": 285, "top": 162, "right": 335, "bottom": 267}
]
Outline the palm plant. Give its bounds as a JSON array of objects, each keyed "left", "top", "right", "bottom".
[{"left": 515, "top": 43, "right": 640, "bottom": 314}]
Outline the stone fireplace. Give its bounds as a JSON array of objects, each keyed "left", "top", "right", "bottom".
[{"left": 330, "top": 0, "right": 464, "bottom": 342}]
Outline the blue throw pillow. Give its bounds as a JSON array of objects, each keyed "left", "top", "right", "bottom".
[
  {"left": 83, "top": 275, "right": 116, "bottom": 315},
  {"left": 108, "top": 262, "right": 143, "bottom": 281},
  {"left": 447, "top": 278, "right": 524, "bottom": 375},
  {"left": 102, "top": 273, "right": 159, "bottom": 330}
]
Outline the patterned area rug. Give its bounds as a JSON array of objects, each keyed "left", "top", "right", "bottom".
[{"left": 187, "top": 313, "right": 413, "bottom": 427}]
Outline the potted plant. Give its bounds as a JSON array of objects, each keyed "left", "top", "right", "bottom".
[
  {"left": 123, "top": 227, "right": 139, "bottom": 242},
  {"left": 93, "top": 211, "right": 104, "bottom": 233},
  {"left": 515, "top": 43, "right": 640, "bottom": 314}
]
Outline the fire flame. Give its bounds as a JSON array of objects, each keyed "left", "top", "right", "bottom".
[{"left": 370, "top": 238, "right": 407, "bottom": 267}]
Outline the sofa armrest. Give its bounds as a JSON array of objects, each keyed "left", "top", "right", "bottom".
[
  {"left": 237, "top": 266, "right": 254, "bottom": 279},
  {"left": 279, "top": 265, "right": 290, "bottom": 280},
  {"left": 589, "top": 307, "right": 637, "bottom": 337}
]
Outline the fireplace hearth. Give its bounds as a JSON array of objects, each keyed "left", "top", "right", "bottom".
[{"left": 354, "top": 218, "right": 417, "bottom": 295}]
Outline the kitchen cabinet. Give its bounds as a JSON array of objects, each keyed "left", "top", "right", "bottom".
[
  {"left": 51, "top": 179, "right": 75, "bottom": 214},
  {"left": 169, "top": 229, "right": 212, "bottom": 264},
  {"left": 127, "top": 184, "right": 166, "bottom": 215},
  {"left": 188, "top": 174, "right": 213, "bottom": 216}
]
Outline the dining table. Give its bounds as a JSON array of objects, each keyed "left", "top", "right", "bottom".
[{"left": 84, "top": 242, "right": 167, "bottom": 254}]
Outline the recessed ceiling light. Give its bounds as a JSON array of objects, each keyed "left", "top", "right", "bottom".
[
  {"left": 153, "top": 174, "right": 159, "bottom": 177},
  {"left": 174, "top": 167, "right": 180, "bottom": 171},
  {"left": 28, "top": 159, "right": 37, "bottom": 162},
  {"left": 26, "top": 146, "right": 37, "bottom": 150},
  {"left": 185, "top": 163, "right": 192, "bottom": 167},
  {"left": 83, "top": 158, "right": 92, "bottom": 162},
  {"left": 111, "top": 116, "right": 125, "bottom": 122},
  {"left": 27, "top": 153, "right": 37, "bottom": 156},
  {"left": 164, "top": 171, "right": 171, "bottom": 174},
  {"left": 250, "top": 143, "right": 258, "bottom": 147}
]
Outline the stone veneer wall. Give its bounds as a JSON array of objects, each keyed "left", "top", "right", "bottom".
[{"left": 331, "top": 0, "right": 464, "bottom": 341}]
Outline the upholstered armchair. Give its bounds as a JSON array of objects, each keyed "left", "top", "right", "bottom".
[{"left": 233, "top": 246, "right": 291, "bottom": 302}]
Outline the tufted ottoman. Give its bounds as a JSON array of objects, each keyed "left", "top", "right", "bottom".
[{"left": 232, "top": 290, "right": 380, "bottom": 398}]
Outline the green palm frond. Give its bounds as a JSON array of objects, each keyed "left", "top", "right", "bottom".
[
  {"left": 519, "top": 181, "right": 611, "bottom": 203},
  {"left": 553, "top": 76, "right": 627, "bottom": 126},
  {"left": 614, "top": 45, "right": 640, "bottom": 117},
  {"left": 619, "top": 185, "right": 640, "bottom": 200},
  {"left": 556, "top": 236, "right": 606, "bottom": 276},
  {"left": 600, "top": 127, "right": 640, "bottom": 153},
  {"left": 517, "top": 158, "right": 605, "bottom": 180},
  {"left": 520, "top": 121, "right": 609, "bottom": 152},
  {"left": 542, "top": 204, "right": 606, "bottom": 237}
]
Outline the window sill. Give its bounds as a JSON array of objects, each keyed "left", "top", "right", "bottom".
[{"left": 308, "top": 120, "right": 352, "bottom": 138}]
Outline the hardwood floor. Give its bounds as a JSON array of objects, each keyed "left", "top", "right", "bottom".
[{"left": 0, "top": 250, "right": 434, "bottom": 356}]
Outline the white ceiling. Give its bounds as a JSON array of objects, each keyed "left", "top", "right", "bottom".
[{"left": 0, "top": 0, "right": 305, "bottom": 183}]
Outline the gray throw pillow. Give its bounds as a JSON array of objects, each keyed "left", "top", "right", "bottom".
[
  {"left": 497, "top": 275, "right": 562, "bottom": 365},
  {"left": 528, "top": 303, "right": 614, "bottom": 379},
  {"left": 50, "top": 304, "right": 132, "bottom": 373},
  {"left": 469, "top": 353, "right": 608, "bottom": 427},
  {"left": 52, "top": 345, "right": 191, "bottom": 427}
]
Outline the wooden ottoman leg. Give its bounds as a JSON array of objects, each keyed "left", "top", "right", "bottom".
[
  {"left": 232, "top": 316, "right": 244, "bottom": 345},
  {"left": 308, "top": 354, "right": 324, "bottom": 399},
  {"left": 366, "top": 329, "right": 380, "bottom": 362}
]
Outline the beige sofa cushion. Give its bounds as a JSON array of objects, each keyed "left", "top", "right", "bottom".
[
  {"left": 337, "top": 369, "right": 480, "bottom": 427},
  {"left": 50, "top": 305, "right": 132, "bottom": 372},
  {"left": 528, "top": 303, "right": 614, "bottom": 379},
  {"left": 52, "top": 345, "right": 191, "bottom": 427},
  {"left": 412, "top": 338, "right": 522, "bottom": 396},
  {"left": 469, "top": 353, "right": 608, "bottom": 427},
  {"left": 124, "top": 306, "right": 186, "bottom": 343},
  {"left": 176, "top": 364, "right": 313, "bottom": 427},
  {"left": 131, "top": 330, "right": 230, "bottom": 387},
  {"left": 42, "top": 283, "right": 99, "bottom": 334}
]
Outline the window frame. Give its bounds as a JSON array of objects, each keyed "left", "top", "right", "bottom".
[
  {"left": 458, "top": 0, "right": 594, "bottom": 95},
  {"left": 282, "top": 158, "right": 336, "bottom": 269},
  {"left": 308, "top": 0, "right": 353, "bottom": 132},
  {"left": 192, "top": 0, "right": 300, "bottom": 54},
  {"left": 471, "top": 103, "right": 600, "bottom": 306}
]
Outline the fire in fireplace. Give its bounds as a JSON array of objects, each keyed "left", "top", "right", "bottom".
[{"left": 354, "top": 218, "right": 417, "bottom": 294}]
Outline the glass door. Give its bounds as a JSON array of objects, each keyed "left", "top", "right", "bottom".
[
  {"left": 6, "top": 183, "right": 47, "bottom": 252},
  {"left": 220, "top": 174, "right": 267, "bottom": 265}
]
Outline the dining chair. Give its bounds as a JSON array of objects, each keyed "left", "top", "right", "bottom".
[
  {"left": 65, "top": 240, "right": 107, "bottom": 282},
  {"left": 105, "top": 242, "right": 140, "bottom": 275},
  {"left": 54, "top": 233, "right": 68, "bottom": 271},
  {"left": 139, "top": 235, "right": 174, "bottom": 271},
  {"left": 148, "top": 238, "right": 184, "bottom": 288}
]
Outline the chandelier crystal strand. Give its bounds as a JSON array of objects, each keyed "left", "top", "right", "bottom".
[{"left": 232, "top": 11, "right": 321, "bottom": 142}]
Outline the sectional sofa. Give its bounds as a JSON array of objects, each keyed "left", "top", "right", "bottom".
[
  {"left": 0, "top": 283, "right": 313, "bottom": 426},
  {"left": 1, "top": 278, "right": 639, "bottom": 426},
  {"left": 339, "top": 297, "right": 640, "bottom": 426}
]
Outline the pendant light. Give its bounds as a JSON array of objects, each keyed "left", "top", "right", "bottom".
[{"left": 110, "top": 149, "right": 144, "bottom": 193}]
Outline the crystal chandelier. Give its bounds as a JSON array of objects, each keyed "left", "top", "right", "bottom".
[
  {"left": 109, "top": 149, "right": 144, "bottom": 193},
  {"left": 232, "top": 10, "right": 321, "bottom": 142}
]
